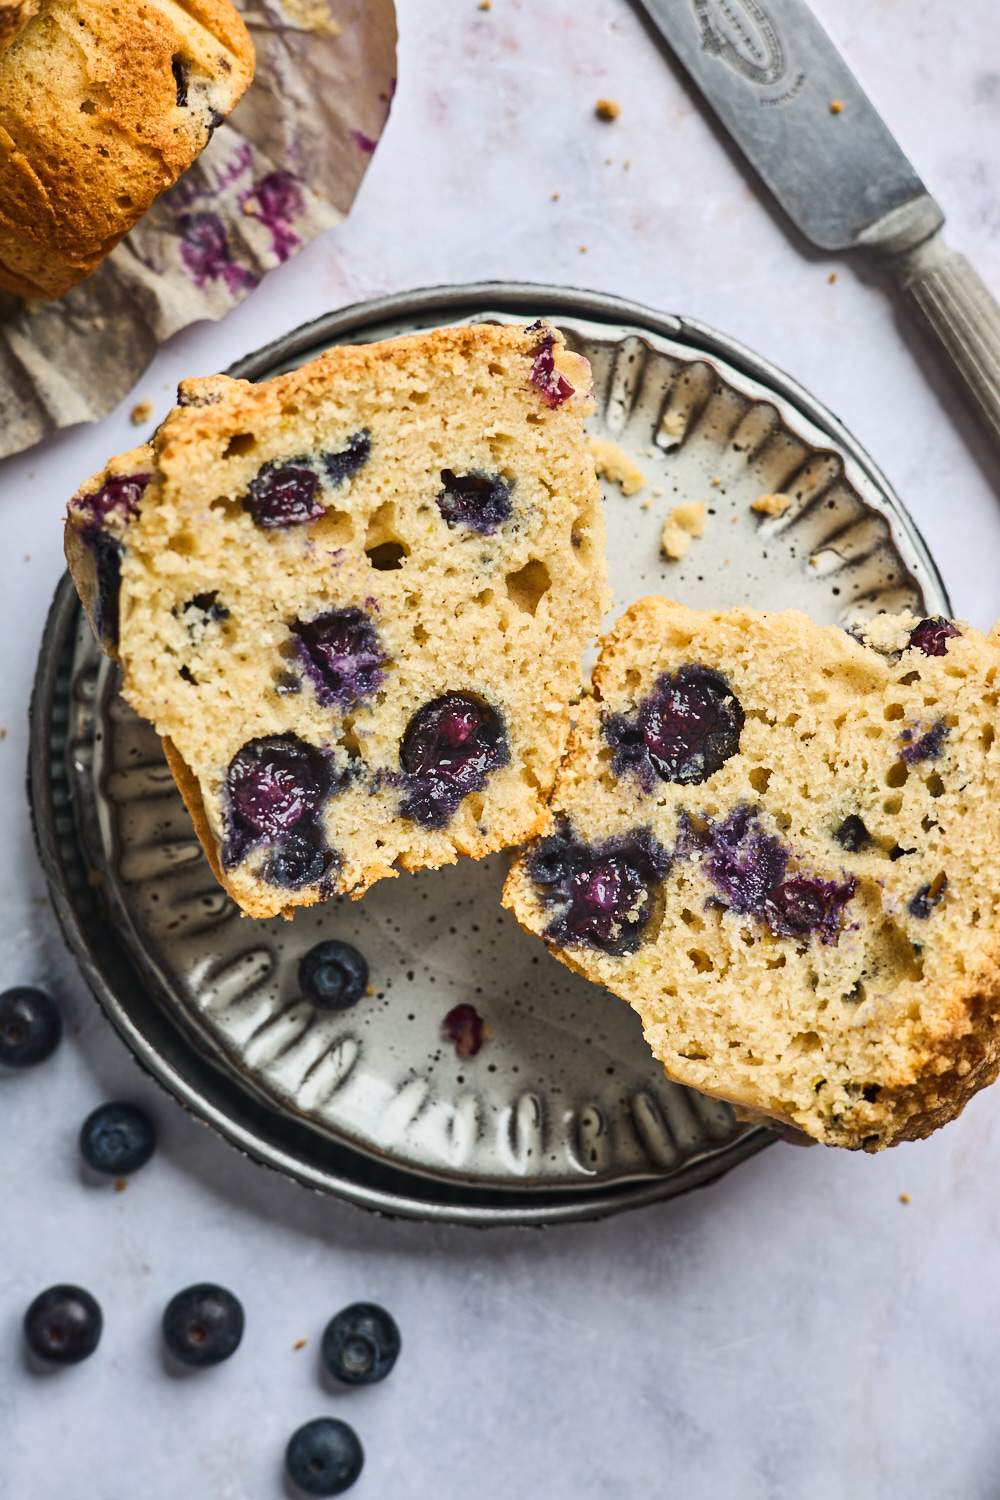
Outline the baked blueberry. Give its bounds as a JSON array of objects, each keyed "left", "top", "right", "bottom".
[
  {"left": 0, "top": 986, "right": 62, "bottom": 1067},
  {"left": 528, "top": 825, "right": 670, "bottom": 955},
  {"left": 604, "top": 665, "right": 744, "bottom": 790},
  {"left": 909, "top": 873, "right": 948, "bottom": 919},
  {"left": 245, "top": 458, "right": 324, "bottom": 529},
  {"left": 908, "top": 617, "right": 960, "bottom": 657},
  {"left": 24, "top": 1285, "right": 102, "bottom": 1365},
  {"left": 79, "top": 1102, "right": 156, "bottom": 1176},
  {"left": 323, "top": 431, "right": 370, "bottom": 487},
  {"left": 286, "top": 1418, "right": 364, "bottom": 1496},
  {"left": 528, "top": 333, "right": 575, "bottom": 408},
  {"left": 290, "top": 608, "right": 387, "bottom": 708},
  {"left": 299, "top": 941, "right": 369, "bottom": 1011},
  {"left": 321, "top": 1302, "right": 400, "bottom": 1385},
  {"left": 436, "top": 469, "right": 512, "bottom": 534},
  {"left": 263, "top": 825, "right": 332, "bottom": 890},
  {"left": 442, "top": 1003, "right": 487, "bottom": 1057},
  {"left": 162, "top": 1284, "right": 244, "bottom": 1367},
  {"left": 172, "top": 54, "right": 189, "bottom": 107},
  {"left": 900, "top": 720, "right": 947, "bottom": 764},
  {"left": 400, "top": 692, "right": 509, "bottom": 828},
  {"left": 75, "top": 473, "right": 150, "bottom": 535},
  {"left": 834, "top": 814, "right": 870, "bottom": 853},
  {"left": 223, "top": 735, "right": 331, "bottom": 870}
]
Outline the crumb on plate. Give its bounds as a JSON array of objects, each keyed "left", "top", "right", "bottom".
[
  {"left": 751, "top": 491, "right": 792, "bottom": 517},
  {"left": 587, "top": 436, "right": 647, "bottom": 496},
  {"left": 130, "top": 399, "right": 154, "bottom": 426},
  {"left": 661, "top": 501, "right": 707, "bottom": 560}
]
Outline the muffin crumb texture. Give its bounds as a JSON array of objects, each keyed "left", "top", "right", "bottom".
[
  {"left": 65, "top": 321, "right": 606, "bottom": 920},
  {"left": 503, "top": 598, "right": 1000, "bottom": 1150}
]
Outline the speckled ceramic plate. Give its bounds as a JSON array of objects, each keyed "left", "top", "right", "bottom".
[{"left": 29, "top": 283, "right": 950, "bottom": 1223}]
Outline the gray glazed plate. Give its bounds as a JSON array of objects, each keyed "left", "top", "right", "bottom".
[{"left": 29, "top": 282, "right": 950, "bottom": 1224}]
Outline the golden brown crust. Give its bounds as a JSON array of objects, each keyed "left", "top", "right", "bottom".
[
  {"left": 0, "top": 0, "right": 254, "bottom": 299},
  {"left": 0, "top": 0, "right": 38, "bottom": 60}
]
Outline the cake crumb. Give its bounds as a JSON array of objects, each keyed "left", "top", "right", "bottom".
[
  {"left": 640, "top": 497, "right": 653, "bottom": 511},
  {"left": 828, "top": 272, "right": 837, "bottom": 284},
  {"left": 661, "top": 501, "right": 707, "bottom": 560},
  {"left": 130, "top": 399, "right": 154, "bottom": 426},
  {"left": 652, "top": 486, "right": 663, "bottom": 496},
  {"left": 0, "top": 729, "right": 6, "bottom": 740},
  {"left": 294, "top": 1338, "right": 309, "bottom": 1349},
  {"left": 899, "top": 1192, "right": 911, "bottom": 1204},
  {"left": 596, "top": 99, "right": 620, "bottom": 121},
  {"left": 751, "top": 491, "right": 792, "bottom": 517},
  {"left": 830, "top": 99, "right": 844, "bottom": 114},
  {"left": 712, "top": 476, "right": 721, "bottom": 487},
  {"left": 657, "top": 408, "right": 687, "bottom": 444},
  {"left": 587, "top": 436, "right": 647, "bottom": 496},
  {"left": 580, "top": 246, "right": 588, "bottom": 253},
  {"left": 280, "top": 0, "right": 342, "bottom": 35},
  {"left": 114, "top": 1178, "right": 127, "bottom": 1193},
  {"left": 479, "top": 0, "right": 491, "bottom": 8},
  {"left": 551, "top": 191, "right": 560, "bottom": 200}
]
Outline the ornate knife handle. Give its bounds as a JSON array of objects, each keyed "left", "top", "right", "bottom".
[{"left": 860, "top": 198, "right": 1000, "bottom": 457}]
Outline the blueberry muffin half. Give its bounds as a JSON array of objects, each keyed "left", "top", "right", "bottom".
[
  {"left": 65, "top": 320, "right": 607, "bottom": 919},
  {"left": 0, "top": 0, "right": 254, "bottom": 299},
  {"left": 503, "top": 597, "right": 1000, "bottom": 1150}
]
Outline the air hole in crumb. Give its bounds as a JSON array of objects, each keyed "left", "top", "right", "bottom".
[
  {"left": 367, "top": 541, "right": 407, "bottom": 570},
  {"left": 412, "top": 622, "right": 429, "bottom": 645},
  {"left": 884, "top": 703, "right": 905, "bottom": 721},
  {"left": 80, "top": 99, "right": 96, "bottom": 113},
  {"left": 982, "top": 724, "right": 995, "bottom": 752},
  {"left": 310, "top": 508, "right": 353, "bottom": 547},
  {"left": 925, "top": 772, "right": 945, "bottom": 798},
  {"left": 116, "top": 194, "right": 133, "bottom": 209},
  {"left": 899, "top": 670, "right": 921, "bottom": 686},
  {"left": 505, "top": 559, "right": 551, "bottom": 615},
  {"left": 748, "top": 766, "right": 772, "bottom": 794},
  {"left": 224, "top": 433, "right": 257, "bottom": 458},
  {"left": 885, "top": 761, "right": 909, "bottom": 789},
  {"left": 687, "top": 949, "right": 713, "bottom": 973},
  {"left": 624, "top": 668, "right": 641, "bottom": 689},
  {"left": 209, "top": 495, "right": 243, "bottom": 520},
  {"left": 883, "top": 794, "right": 903, "bottom": 815}
]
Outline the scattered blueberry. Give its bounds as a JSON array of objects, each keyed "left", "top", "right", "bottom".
[
  {"left": 436, "top": 470, "right": 512, "bottom": 534},
  {"left": 286, "top": 1417, "right": 364, "bottom": 1496},
  {"left": 527, "top": 824, "right": 670, "bottom": 955},
  {"left": 834, "top": 814, "right": 870, "bottom": 853},
  {"left": 909, "top": 873, "right": 948, "bottom": 919},
  {"left": 399, "top": 692, "right": 509, "bottom": 828},
  {"left": 604, "top": 665, "right": 744, "bottom": 790},
  {"left": 322, "top": 1303, "right": 400, "bottom": 1385},
  {"left": 24, "top": 1285, "right": 102, "bottom": 1365},
  {"left": 907, "top": 617, "right": 960, "bottom": 657},
  {"left": 323, "top": 431, "right": 370, "bottom": 487},
  {"left": 528, "top": 333, "right": 575, "bottom": 408},
  {"left": 299, "top": 941, "right": 369, "bottom": 1011},
  {"left": 900, "top": 719, "right": 947, "bottom": 764},
  {"left": 290, "top": 608, "right": 387, "bottom": 708},
  {"left": 0, "top": 986, "right": 62, "bottom": 1067},
  {"left": 223, "top": 735, "right": 335, "bottom": 880},
  {"left": 245, "top": 459, "right": 324, "bottom": 529},
  {"left": 79, "top": 1102, "right": 156, "bottom": 1176},
  {"left": 162, "top": 1284, "right": 244, "bottom": 1367},
  {"left": 442, "top": 1003, "right": 487, "bottom": 1057}
]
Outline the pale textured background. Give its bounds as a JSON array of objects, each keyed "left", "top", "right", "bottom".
[{"left": 2, "top": 1, "right": 1000, "bottom": 1496}]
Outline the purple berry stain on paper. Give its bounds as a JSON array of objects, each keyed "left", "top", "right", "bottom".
[
  {"left": 240, "top": 171, "right": 304, "bottom": 263},
  {"left": 350, "top": 130, "right": 378, "bottom": 153},
  {"left": 178, "top": 213, "right": 257, "bottom": 294}
]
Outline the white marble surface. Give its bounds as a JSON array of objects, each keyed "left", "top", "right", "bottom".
[{"left": 3, "top": 1, "right": 1000, "bottom": 1495}]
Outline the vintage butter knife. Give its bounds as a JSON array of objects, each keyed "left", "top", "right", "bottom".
[{"left": 638, "top": 0, "right": 1000, "bottom": 454}]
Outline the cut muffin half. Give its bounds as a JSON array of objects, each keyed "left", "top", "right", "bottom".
[
  {"left": 503, "top": 598, "right": 1000, "bottom": 1150},
  {"left": 66, "top": 320, "right": 607, "bottom": 919}
]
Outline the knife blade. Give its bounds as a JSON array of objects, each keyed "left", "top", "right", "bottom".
[{"left": 638, "top": 0, "right": 1000, "bottom": 457}]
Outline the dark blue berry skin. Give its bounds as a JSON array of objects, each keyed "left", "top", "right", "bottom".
[
  {"left": 246, "top": 459, "right": 324, "bottom": 529},
  {"left": 299, "top": 942, "right": 369, "bottom": 1011},
  {"left": 291, "top": 608, "right": 387, "bottom": 709},
  {"left": 286, "top": 1418, "right": 364, "bottom": 1496},
  {"left": 527, "top": 825, "right": 670, "bottom": 956},
  {"left": 834, "top": 815, "right": 870, "bottom": 853},
  {"left": 162, "top": 1285, "right": 244, "bottom": 1367},
  {"left": 262, "top": 823, "right": 332, "bottom": 890},
  {"left": 321, "top": 1302, "right": 400, "bottom": 1385},
  {"left": 604, "top": 665, "right": 744, "bottom": 791},
  {"left": 323, "top": 432, "right": 370, "bottom": 487},
  {"left": 91, "top": 531, "right": 126, "bottom": 648},
  {"left": 223, "top": 736, "right": 338, "bottom": 885},
  {"left": 909, "top": 875, "right": 948, "bottom": 919},
  {"left": 399, "top": 692, "right": 509, "bottom": 828},
  {"left": 24, "top": 1286, "right": 102, "bottom": 1365},
  {"left": 79, "top": 1102, "right": 156, "bottom": 1176},
  {"left": 436, "top": 469, "right": 512, "bottom": 534},
  {"left": 0, "top": 987, "right": 62, "bottom": 1067},
  {"left": 900, "top": 719, "right": 947, "bottom": 765},
  {"left": 908, "top": 617, "right": 960, "bottom": 657}
]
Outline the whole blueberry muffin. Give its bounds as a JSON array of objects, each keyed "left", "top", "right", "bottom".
[
  {"left": 65, "top": 321, "right": 607, "bottom": 919},
  {"left": 503, "top": 597, "right": 1000, "bottom": 1150},
  {"left": 0, "top": 0, "right": 254, "bottom": 299}
]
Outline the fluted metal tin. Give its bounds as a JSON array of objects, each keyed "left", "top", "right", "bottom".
[{"left": 29, "top": 283, "right": 950, "bottom": 1223}]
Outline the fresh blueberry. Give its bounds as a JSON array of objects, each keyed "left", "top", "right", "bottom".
[
  {"left": 604, "top": 665, "right": 744, "bottom": 790},
  {"left": 323, "top": 431, "right": 370, "bottom": 487},
  {"left": 436, "top": 470, "right": 512, "bottom": 534},
  {"left": 79, "top": 1102, "right": 156, "bottom": 1176},
  {"left": 399, "top": 692, "right": 509, "bottom": 828},
  {"left": 162, "top": 1284, "right": 244, "bottom": 1367},
  {"left": 907, "top": 617, "right": 960, "bottom": 657},
  {"left": 527, "top": 334, "right": 575, "bottom": 408},
  {"left": 290, "top": 608, "right": 387, "bottom": 708},
  {"left": 322, "top": 1303, "right": 400, "bottom": 1385},
  {"left": 286, "top": 1418, "right": 364, "bottom": 1496},
  {"left": 0, "top": 987, "right": 62, "bottom": 1067},
  {"left": 299, "top": 941, "right": 369, "bottom": 1011},
  {"left": 899, "top": 719, "right": 947, "bottom": 764},
  {"left": 24, "top": 1285, "right": 102, "bottom": 1365},
  {"left": 834, "top": 814, "right": 870, "bottom": 853},
  {"left": 527, "top": 825, "right": 670, "bottom": 955},
  {"left": 442, "top": 1003, "right": 487, "bottom": 1057},
  {"left": 245, "top": 459, "right": 324, "bottom": 529},
  {"left": 223, "top": 735, "right": 332, "bottom": 871}
]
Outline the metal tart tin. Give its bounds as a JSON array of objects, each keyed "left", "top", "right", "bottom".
[{"left": 29, "top": 283, "right": 950, "bottom": 1224}]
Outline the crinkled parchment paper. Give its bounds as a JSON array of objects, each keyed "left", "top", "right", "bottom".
[{"left": 0, "top": 0, "right": 396, "bottom": 460}]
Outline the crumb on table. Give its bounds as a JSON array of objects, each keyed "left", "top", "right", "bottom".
[
  {"left": 899, "top": 1192, "right": 911, "bottom": 1204},
  {"left": 830, "top": 98, "right": 844, "bottom": 114},
  {"left": 587, "top": 436, "right": 647, "bottom": 496},
  {"left": 661, "top": 501, "right": 707, "bottom": 560},
  {"left": 751, "top": 491, "right": 792, "bottom": 517},
  {"left": 130, "top": 399, "right": 154, "bottom": 426},
  {"left": 596, "top": 99, "right": 621, "bottom": 121}
]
